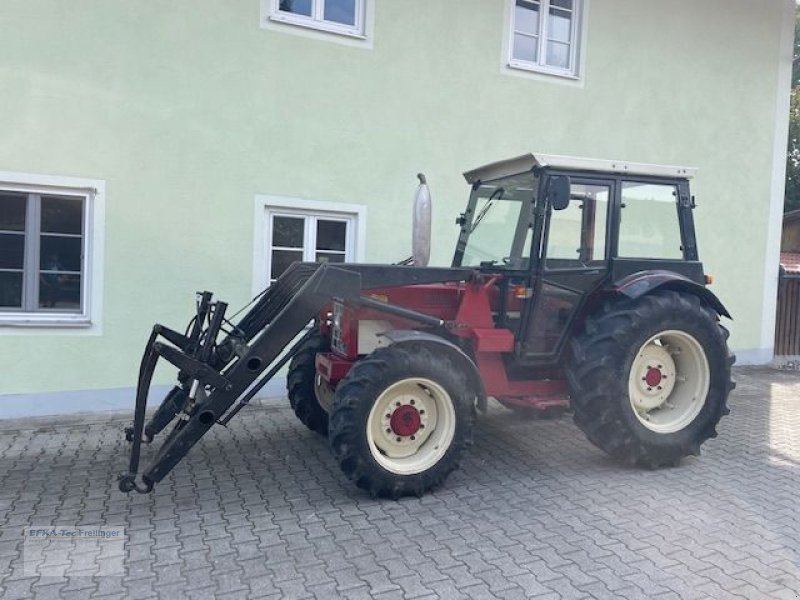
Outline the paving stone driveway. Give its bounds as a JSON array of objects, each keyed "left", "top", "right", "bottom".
[{"left": 0, "top": 366, "right": 799, "bottom": 600}]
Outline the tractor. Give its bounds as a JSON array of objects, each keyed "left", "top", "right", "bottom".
[{"left": 120, "top": 153, "right": 735, "bottom": 498}]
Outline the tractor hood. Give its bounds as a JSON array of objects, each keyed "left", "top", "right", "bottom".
[{"left": 463, "top": 153, "right": 697, "bottom": 185}]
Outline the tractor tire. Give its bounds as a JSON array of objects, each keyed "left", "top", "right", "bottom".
[
  {"left": 566, "top": 290, "right": 734, "bottom": 468},
  {"left": 287, "top": 332, "right": 330, "bottom": 436},
  {"left": 329, "top": 344, "right": 475, "bottom": 498}
]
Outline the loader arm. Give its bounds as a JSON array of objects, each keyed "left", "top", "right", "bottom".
[
  {"left": 120, "top": 262, "right": 474, "bottom": 494},
  {"left": 119, "top": 263, "right": 361, "bottom": 493}
]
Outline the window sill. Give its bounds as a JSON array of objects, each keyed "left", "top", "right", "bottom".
[
  {"left": 507, "top": 60, "right": 580, "bottom": 81},
  {"left": 0, "top": 314, "right": 91, "bottom": 328},
  {"left": 267, "top": 14, "right": 366, "bottom": 40}
]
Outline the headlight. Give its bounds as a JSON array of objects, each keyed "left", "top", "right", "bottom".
[{"left": 331, "top": 301, "right": 346, "bottom": 354}]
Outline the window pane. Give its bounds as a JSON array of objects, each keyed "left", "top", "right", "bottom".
[
  {"left": 315, "top": 252, "right": 345, "bottom": 263},
  {"left": 272, "top": 216, "right": 305, "bottom": 248},
  {"left": 271, "top": 249, "right": 303, "bottom": 280},
  {"left": 316, "top": 220, "right": 347, "bottom": 251},
  {"left": 39, "top": 273, "right": 81, "bottom": 310},
  {"left": 526, "top": 283, "right": 580, "bottom": 354},
  {"left": 591, "top": 191, "right": 610, "bottom": 261},
  {"left": 550, "top": 183, "right": 611, "bottom": 264},
  {"left": 513, "top": 33, "right": 538, "bottom": 63},
  {"left": 551, "top": 0, "right": 573, "bottom": 10},
  {"left": 546, "top": 200, "right": 583, "bottom": 261},
  {"left": 619, "top": 183, "right": 683, "bottom": 259},
  {"left": 278, "top": 0, "right": 312, "bottom": 17},
  {"left": 41, "top": 195, "right": 83, "bottom": 235},
  {"left": 546, "top": 40, "right": 570, "bottom": 69},
  {"left": 514, "top": 1, "right": 540, "bottom": 35},
  {"left": 324, "top": 0, "right": 356, "bottom": 25},
  {"left": 40, "top": 236, "right": 82, "bottom": 272},
  {"left": 0, "top": 193, "right": 27, "bottom": 232},
  {"left": 0, "top": 271, "right": 23, "bottom": 308},
  {"left": 0, "top": 233, "right": 25, "bottom": 269},
  {"left": 548, "top": 8, "right": 572, "bottom": 42}
]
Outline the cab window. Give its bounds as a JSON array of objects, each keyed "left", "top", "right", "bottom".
[{"left": 618, "top": 182, "right": 682, "bottom": 259}]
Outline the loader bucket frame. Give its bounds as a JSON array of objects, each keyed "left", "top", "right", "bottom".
[
  {"left": 119, "top": 263, "right": 361, "bottom": 493},
  {"left": 120, "top": 262, "right": 473, "bottom": 494}
]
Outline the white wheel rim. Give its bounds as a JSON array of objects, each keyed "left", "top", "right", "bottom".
[
  {"left": 628, "top": 330, "right": 710, "bottom": 434},
  {"left": 366, "top": 377, "right": 456, "bottom": 475}
]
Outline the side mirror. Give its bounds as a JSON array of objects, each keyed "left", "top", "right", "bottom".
[{"left": 547, "top": 175, "right": 571, "bottom": 211}]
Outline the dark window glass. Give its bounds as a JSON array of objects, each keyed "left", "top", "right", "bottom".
[
  {"left": 526, "top": 283, "right": 580, "bottom": 354},
  {"left": 272, "top": 216, "right": 304, "bottom": 248},
  {"left": 39, "top": 273, "right": 81, "bottom": 310},
  {"left": 279, "top": 0, "right": 312, "bottom": 17},
  {"left": 0, "top": 193, "right": 27, "bottom": 232},
  {"left": 324, "top": 0, "right": 356, "bottom": 25},
  {"left": 515, "top": 1, "right": 540, "bottom": 34},
  {"left": 315, "top": 252, "right": 345, "bottom": 263},
  {"left": 0, "top": 233, "right": 25, "bottom": 269},
  {"left": 316, "top": 220, "right": 347, "bottom": 251},
  {"left": 0, "top": 271, "right": 23, "bottom": 308},
  {"left": 546, "top": 41, "right": 570, "bottom": 69},
  {"left": 513, "top": 34, "right": 538, "bottom": 63},
  {"left": 41, "top": 196, "right": 83, "bottom": 235},
  {"left": 40, "top": 236, "right": 82, "bottom": 272},
  {"left": 551, "top": 0, "right": 573, "bottom": 9},
  {"left": 271, "top": 249, "right": 304, "bottom": 280}
]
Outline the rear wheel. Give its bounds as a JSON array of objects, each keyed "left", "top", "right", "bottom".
[
  {"left": 567, "top": 291, "right": 734, "bottom": 467},
  {"left": 287, "top": 332, "right": 330, "bottom": 436},
  {"left": 329, "top": 344, "right": 475, "bottom": 498}
]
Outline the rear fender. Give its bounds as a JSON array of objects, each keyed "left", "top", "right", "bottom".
[
  {"left": 377, "top": 330, "right": 488, "bottom": 411},
  {"left": 611, "top": 271, "right": 731, "bottom": 319}
]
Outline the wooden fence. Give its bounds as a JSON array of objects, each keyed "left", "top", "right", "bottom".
[{"left": 775, "top": 268, "right": 800, "bottom": 356}]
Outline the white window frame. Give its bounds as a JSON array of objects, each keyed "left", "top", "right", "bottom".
[
  {"left": 0, "top": 172, "right": 105, "bottom": 333},
  {"left": 253, "top": 195, "right": 366, "bottom": 296},
  {"left": 266, "top": 0, "right": 367, "bottom": 39},
  {"left": 507, "top": 0, "right": 584, "bottom": 80}
]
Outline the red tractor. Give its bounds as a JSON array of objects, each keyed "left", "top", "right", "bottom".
[{"left": 120, "top": 153, "right": 734, "bottom": 498}]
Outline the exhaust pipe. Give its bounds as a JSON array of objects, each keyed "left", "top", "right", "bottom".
[{"left": 413, "top": 173, "right": 432, "bottom": 267}]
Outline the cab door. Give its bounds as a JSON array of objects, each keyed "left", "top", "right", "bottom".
[{"left": 519, "top": 176, "right": 615, "bottom": 360}]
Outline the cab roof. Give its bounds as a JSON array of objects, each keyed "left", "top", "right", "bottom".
[{"left": 463, "top": 153, "right": 697, "bottom": 184}]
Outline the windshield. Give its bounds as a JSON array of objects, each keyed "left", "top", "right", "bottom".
[{"left": 457, "top": 172, "right": 537, "bottom": 269}]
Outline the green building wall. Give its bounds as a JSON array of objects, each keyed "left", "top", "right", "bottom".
[{"left": 0, "top": 0, "right": 794, "bottom": 413}]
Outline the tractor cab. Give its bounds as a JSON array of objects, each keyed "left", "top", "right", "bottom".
[{"left": 452, "top": 153, "right": 710, "bottom": 362}]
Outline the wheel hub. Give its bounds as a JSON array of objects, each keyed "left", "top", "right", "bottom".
[
  {"left": 627, "top": 330, "right": 711, "bottom": 434},
  {"left": 631, "top": 344, "right": 676, "bottom": 412},
  {"left": 390, "top": 405, "right": 421, "bottom": 437},
  {"left": 370, "top": 379, "right": 443, "bottom": 463},
  {"left": 644, "top": 367, "right": 663, "bottom": 388}
]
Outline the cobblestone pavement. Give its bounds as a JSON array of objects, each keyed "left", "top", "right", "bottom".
[{"left": 0, "top": 367, "right": 799, "bottom": 599}]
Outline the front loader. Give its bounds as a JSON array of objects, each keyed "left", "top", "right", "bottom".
[{"left": 121, "top": 153, "right": 734, "bottom": 497}]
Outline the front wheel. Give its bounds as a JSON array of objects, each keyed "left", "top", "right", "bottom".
[
  {"left": 329, "top": 344, "right": 475, "bottom": 498},
  {"left": 567, "top": 291, "right": 735, "bottom": 468},
  {"left": 287, "top": 332, "right": 330, "bottom": 436}
]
